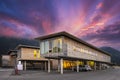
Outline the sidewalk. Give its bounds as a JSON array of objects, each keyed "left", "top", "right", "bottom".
[{"left": 0, "top": 68, "right": 13, "bottom": 79}]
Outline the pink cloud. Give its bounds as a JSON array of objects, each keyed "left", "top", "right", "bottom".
[
  {"left": 41, "top": 19, "right": 52, "bottom": 34},
  {"left": 0, "top": 18, "right": 39, "bottom": 38},
  {"left": 96, "top": 2, "right": 103, "bottom": 9},
  {"left": 0, "top": 27, "right": 16, "bottom": 37}
]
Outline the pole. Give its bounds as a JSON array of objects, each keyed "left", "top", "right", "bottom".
[
  {"left": 14, "top": 55, "right": 18, "bottom": 75},
  {"left": 24, "top": 61, "right": 26, "bottom": 70},
  {"left": 77, "top": 60, "right": 79, "bottom": 72},
  {"left": 60, "top": 58, "right": 63, "bottom": 74},
  {"left": 48, "top": 59, "right": 50, "bottom": 73}
]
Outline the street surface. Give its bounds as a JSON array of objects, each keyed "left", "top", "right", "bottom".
[{"left": 0, "top": 68, "right": 120, "bottom": 80}]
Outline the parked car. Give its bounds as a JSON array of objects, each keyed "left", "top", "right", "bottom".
[
  {"left": 84, "top": 65, "right": 92, "bottom": 71},
  {"left": 74, "top": 65, "right": 92, "bottom": 71}
]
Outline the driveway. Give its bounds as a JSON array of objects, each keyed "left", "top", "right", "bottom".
[{"left": 0, "top": 68, "right": 120, "bottom": 80}]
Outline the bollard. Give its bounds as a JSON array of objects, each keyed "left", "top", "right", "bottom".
[{"left": 15, "top": 68, "right": 19, "bottom": 75}]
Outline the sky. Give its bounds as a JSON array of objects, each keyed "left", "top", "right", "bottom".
[{"left": 0, "top": 0, "right": 120, "bottom": 51}]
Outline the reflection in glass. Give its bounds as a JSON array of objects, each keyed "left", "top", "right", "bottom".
[
  {"left": 44, "top": 41, "right": 49, "bottom": 54},
  {"left": 58, "top": 38, "right": 62, "bottom": 52},
  {"left": 40, "top": 38, "right": 63, "bottom": 54},
  {"left": 53, "top": 39, "right": 58, "bottom": 53},
  {"left": 40, "top": 42, "right": 44, "bottom": 54},
  {"left": 49, "top": 40, "right": 53, "bottom": 53},
  {"left": 52, "top": 38, "right": 62, "bottom": 53}
]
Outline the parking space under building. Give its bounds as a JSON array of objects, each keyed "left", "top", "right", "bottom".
[{"left": 8, "top": 45, "right": 48, "bottom": 70}]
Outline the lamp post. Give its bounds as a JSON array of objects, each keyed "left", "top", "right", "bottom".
[{"left": 14, "top": 53, "right": 18, "bottom": 75}]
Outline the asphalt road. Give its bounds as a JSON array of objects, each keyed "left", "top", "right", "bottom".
[{"left": 0, "top": 68, "right": 120, "bottom": 80}]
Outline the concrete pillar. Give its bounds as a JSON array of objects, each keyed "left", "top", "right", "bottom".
[
  {"left": 72, "top": 66, "right": 74, "bottom": 71},
  {"left": 42, "top": 62, "right": 44, "bottom": 70},
  {"left": 71, "top": 61, "right": 74, "bottom": 71},
  {"left": 48, "top": 59, "right": 50, "bottom": 73},
  {"left": 99, "top": 63, "right": 101, "bottom": 70},
  {"left": 24, "top": 61, "right": 26, "bottom": 70},
  {"left": 58, "top": 60, "right": 60, "bottom": 72},
  {"left": 94, "top": 62, "right": 97, "bottom": 70},
  {"left": 45, "top": 62, "right": 47, "bottom": 71},
  {"left": 60, "top": 58, "right": 63, "bottom": 74},
  {"left": 77, "top": 60, "right": 79, "bottom": 72}
]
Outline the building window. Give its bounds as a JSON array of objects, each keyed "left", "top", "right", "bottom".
[
  {"left": 44, "top": 41, "right": 49, "bottom": 54},
  {"left": 58, "top": 38, "right": 62, "bottom": 52},
  {"left": 52, "top": 38, "right": 62, "bottom": 53},
  {"left": 40, "top": 42, "right": 44, "bottom": 54},
  {"left": 53, "top": 39, "right": 58, "bottom": 53},
  {"left": 17, "top": 50, "right": 21, "bottom": 58},
  {"left": 40, "top": 38, "right": 63, "bottom": 54},
  {"left": 49, "top": 40, "right": 53, "bottom": 53}
]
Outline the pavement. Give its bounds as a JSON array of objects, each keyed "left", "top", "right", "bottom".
[{"left": 0, "top": 68, "right": 120, "bottom": 80}]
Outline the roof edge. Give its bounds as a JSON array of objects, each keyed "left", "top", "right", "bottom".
[
  {"left": 35, "top": 31, "right": 111, "bottom": 56},
  {"left": 15, "top": 44, "right": 40, "bottom": 49}
]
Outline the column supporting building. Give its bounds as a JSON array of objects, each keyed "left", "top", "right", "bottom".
[
  {"left": 94, "top": 62, "right": 97, "bottom": 70},
  {"left": 48, "top": 59, "right": 50, "bottom": 73},
  {"left": 77, "top": 60, "right": 79, "bottom": 72},
  {"left": 45, "top": 61, "right": 47, "bottom": 71},
  {"left": 58, "top": 60, "right": 60, "bottom": 72},
  {"left": 24, "top": 61, "right": 26, "bottom": 70},
  {"left": 60, "top": 58, "right": 63, "bottom": 74},
  {"left": 72, "top": 66, "right": 74, "bottom": 71},
  {"left": 99, "top": 63, "right": 102, "bottom": 70}
]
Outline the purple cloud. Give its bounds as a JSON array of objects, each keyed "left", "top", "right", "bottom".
[
  {"left": 82, "top": 21, "right": 120, "bottom": 50},
  {"left": 0, "top": 0, "right": 120, "bottom": 50}
]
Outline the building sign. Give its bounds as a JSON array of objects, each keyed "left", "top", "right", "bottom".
[
  {"left": 34, "top": 50, "right": 40, "bottom": 58},
  {"left": 73, "top": 46, "right": 97, "bottom": 56},
  {"left": 63, "top": 61, "right": 84, "bottom": 68},
  {"left": 87, "top": 61, "right": 94, "bottom": 66}
]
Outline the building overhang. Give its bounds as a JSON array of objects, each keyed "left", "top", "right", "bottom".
[
  {"left": 45, "top": 56, "right": 111, "bottom": 64},
  {"left": 8, "top": 50, "right": 18, "bottom": 56},
  {"left": 18, "top": 58, "right": 48, "bottom": 61},
  {"left": 15, "top": 44, "right": 40, "bottom": 50}
]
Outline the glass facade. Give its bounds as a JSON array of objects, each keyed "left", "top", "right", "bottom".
[
  {"left": 40, "top": 38, "right": 63, "bottom": 54},
  {"left": 40, "top": 42, "right": 44, "bottom": 54},
  {"left": 64, "top": 37, "right": 110, "bottom": 62},
  {"left": 40, "top": 36, "right": 110, "bottom": 63},
  {"left": 44, "top": 41, "right": 49, "bottom": 54}
]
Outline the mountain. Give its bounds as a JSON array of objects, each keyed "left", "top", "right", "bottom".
[
  {"left": 0, "top": 37, "right": 39, "bottom": 55},
  {"left": 100, "top": 47, "right": 120, "bottom": 65}
]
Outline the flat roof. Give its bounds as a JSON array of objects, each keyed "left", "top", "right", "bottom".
[
  {"left": 18, "top": 58, "right": 48, "bottom": 61},
  {"left": 8, "top": 45, "right": 39, "bottom": 55},
  {"left": 35, "top": 31, "right": 111, "bottom": 56},
  {"left": 8, "top": 50, "right": 18, "bottom": 55},
  {"left": 45, "top": 56, "right": 111, "bottom": 64},
  {"left": 15, "top": 44, "right": 40, "bottom": 49}
]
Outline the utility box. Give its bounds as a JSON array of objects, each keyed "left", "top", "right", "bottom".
[{"left": 17, "top": 61, "right": 23, "bottom": 70}]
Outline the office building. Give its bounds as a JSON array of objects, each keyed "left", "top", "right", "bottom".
[{"left": 36, "top": 31, "right": 111, "bottom": 74}]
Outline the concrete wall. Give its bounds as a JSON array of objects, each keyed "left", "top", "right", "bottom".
[
  {"left": 16, "top": 47, "right": 48, "bottom": 70},
  {"left": 52, "top": 60, "right": 58, "bottom": 70},
  {"left": 18, "top": 48, "right": 40, "bottom": 60},
  {"left": 2, "top": 55, "right": 11, "bottom": 67},
  {"left": 64, "top": 37, "right": 111, "bottom": 63},
  {"left": 40, "top": 36, "right": 111, "bottom": 63},
  {"left": 9, "top": 56, "right": 15, "bottom": 67}
]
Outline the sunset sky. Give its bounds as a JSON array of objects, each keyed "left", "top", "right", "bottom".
[{"left": 0, "top": 0, "right": 120, "bottom": 50}]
